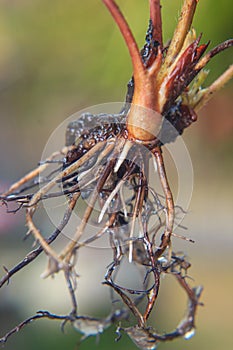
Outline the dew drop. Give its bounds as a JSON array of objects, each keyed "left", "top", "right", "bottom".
[{"left": 184, "top": 328, "right": 195, "bottom": 340}]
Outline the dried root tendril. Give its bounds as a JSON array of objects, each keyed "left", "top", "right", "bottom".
[{"left": 0, "top": 133, "right": 202, "bottom": 348}]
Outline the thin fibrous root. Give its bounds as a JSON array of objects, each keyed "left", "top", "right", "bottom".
[
  {"left": 114, "top": 139, "right": 132, "bottom": 173},
  {"left": 27, "top": 141, "right": 107, "bottom": 214},
  {"left": 26, "top": 210, "right": 65, "bottom": 274},
  {"left": 25, "top": 141, "right": 111, "bottom": 276},
  {"left": 103, "top": 280, "right": 145, "bottom": 328},
  {"left": 60, "top": 158, "right": 116, "bottom": 262},
  {"left": 98, "top": 155, "right": 136, "bottom": 223},
  {"left": 0, "top": 192, "right": 79, "bottom": 288},
  {"left": 1, "top": 147, "right": 72, "bottom": 197},
  {"left": 152, "top": 147, "right": 174, "bottom": 259}
]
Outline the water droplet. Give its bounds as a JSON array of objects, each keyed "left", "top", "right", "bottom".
[{"left": 184, "top": 328, "right": 195, "bottom": 340}]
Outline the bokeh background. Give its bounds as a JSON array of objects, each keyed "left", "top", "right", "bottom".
[{"left": 0, "top": 0, "right": 232, "bottom": 349}]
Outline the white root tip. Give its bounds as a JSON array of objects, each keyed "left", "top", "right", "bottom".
[{"left": 114, "top": 140, "right": 132, "bottom": 173}]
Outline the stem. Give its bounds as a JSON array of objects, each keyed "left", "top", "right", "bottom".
[
  {"left": 103, "top": 0, "right": 144, "bottom": 80},
  {"left": 150, "top": 0, "right": 163, "bottom": 46},
  {"left": 157, "top": 0, "right": 198, "bottom": 87},
  {"left": 103, "top": 0, "right": 163, "bottom": 141},
  {"left": 195, "top": 39, "right": 233, "bottom": 71},
  {"left": 195, "top": 65, "right": 233, "bottom": 111},
  {"left": 163, "top": 0, "right": 197, "bottom": 68}
]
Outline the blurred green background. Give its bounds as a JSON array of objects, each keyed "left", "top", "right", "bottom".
[{"left": 0, "top": 1, "right": 232, "bottom": 349}]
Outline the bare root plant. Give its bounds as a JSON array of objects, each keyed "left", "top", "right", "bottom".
[{"left": 0, "top": 1, "right": 232, "bottom": 349}]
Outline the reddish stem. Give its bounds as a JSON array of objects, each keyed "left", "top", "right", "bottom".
[
  {"left": 195, "top": 39, "right": 233, "bottom": 70},
  {"left": 103, "top": 0, "right": 164, "bottom": 141},
  {"left": 150, "top": 0, "right": 163, "bottom": 47},
  {"left": 103, "top": 0, "right": 145, "bottom": 80}
]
